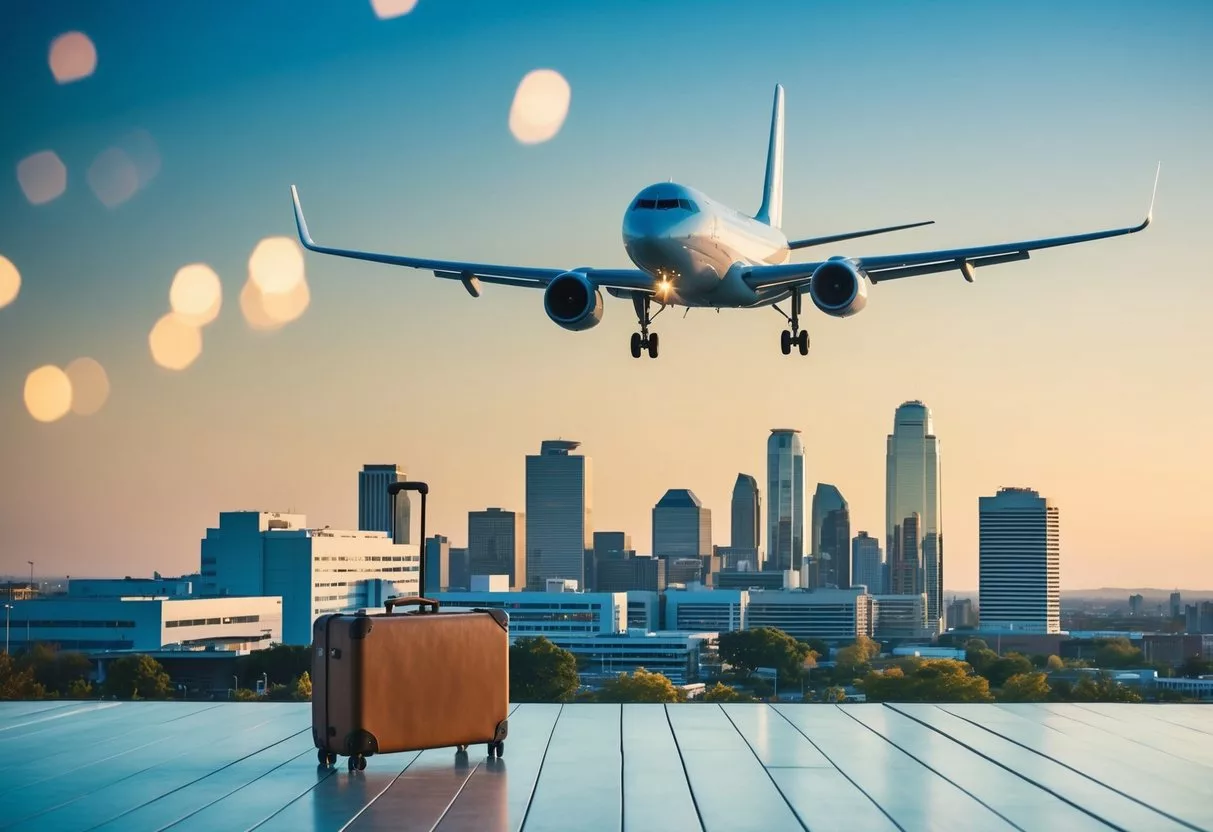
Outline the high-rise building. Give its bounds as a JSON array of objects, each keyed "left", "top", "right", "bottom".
[
  {"left": 1129, "top": 594, "right": 1144, "bottom": 616},
  {"left": 358, "top": 464, "right": 409, "bottom": 541},
  {"left": 885, "top": 402, "right": 943, "bottom": 632},
  {"left": 811, "top": 484, "right": 850, "bottom": 588},
  {"left": 730, "top": 474, "right": 760, "bottom": 560},
  {"left": 653, "top": 489, "right": 712, "bottom": 560},
  {"left": 767, "top": 429, "right": 805, "bottom": 572},
  {"left": 525, "top": 440, "right": 592, "bottom": 590},
  {"left": 851, "top": 531, "right": 883, "bottom": 595},
  {"left": 1170, "top": 591, "right": 1182, "bottom": 619},
  {"left": 468, "top": 508, "right": 525, "bottom": 590},
  {"left": 594, "top": 531, "right": 633, "bottom": 562},
  {"left": 978, "top": 487, "right": 1060, "bottom": 634},
  {"left": 424, "top": 535, "right": 450, "bottom": 594}
]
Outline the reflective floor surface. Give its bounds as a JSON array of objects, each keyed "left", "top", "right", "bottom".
[{"left": 1, "top": 701, "right": 1210, "bottom": 831}]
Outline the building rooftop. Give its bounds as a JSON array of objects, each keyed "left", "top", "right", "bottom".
[
  {"left": 655, "top": 488, "right": 702, "bottom": 509},
  {"left": 1, "top": 701, "right": 1209, "bottom": 830}
]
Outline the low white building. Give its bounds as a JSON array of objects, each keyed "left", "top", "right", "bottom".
[
  {"left": 547, "top": 630, "right": 718, "bottom": 685},
  {"left": 430, "top": 590, "right": 626, "bottom": 637},
  {"left": 7, "top": 596, "right": 283, "bottom": 653},
  {"left": 665, "top": 589, "right": 748, "bottom": 632},
  {"left": 200, "top": 511, "right": 420, "bottom": 645},
  {"left": 744, "top": 588, "right": 873, "bottom": 644}
]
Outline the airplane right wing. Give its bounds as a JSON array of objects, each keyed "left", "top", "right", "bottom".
[
  {"left": 290, "top": 186, "right": 656, "bottom": 294},
  {"left": 747, "top": 165, "right": 1159, "bottom": 291}
]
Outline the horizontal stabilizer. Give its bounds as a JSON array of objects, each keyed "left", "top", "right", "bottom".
[{"left": 788, "top": 220, "right": 935, "bottom": 250}]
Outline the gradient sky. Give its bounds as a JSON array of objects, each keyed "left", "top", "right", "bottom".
[{"left": 2, "top": 0, "right": 1212, "bottom": 591}]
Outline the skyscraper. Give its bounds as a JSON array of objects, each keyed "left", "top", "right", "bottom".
[
  {"left": 730, "top": 474, "right": 760, "bottom": 559},
  {"left": 468, "top": 508, "right": 525, "bottom": 590},
  {"left": 358, "top": 464, "right": 409, "bottom": 542},
  {"left": 978, "top": 487, "right": 1060, "bottom": 634},
  {"left": 525, "top": 440, "right": 591, "bottom": 590},
  {"left": 852, "top": 531, "right": 883, "bottom": 594},
  {"left": 767, "top": 429, "right": 805, "bottom": 572},
  {"left": 811, "top": 484, "right": 850, "bottom": 588},
  {"left": 653, "top": 489, "right": 712, "bottom": 560},
  {"left": 885, "top": 402, "right": 943, "bottom": 632}
]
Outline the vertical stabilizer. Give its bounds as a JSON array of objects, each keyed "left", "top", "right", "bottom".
[{"left": 755, "top": 84, "right": 785, "bottom": 228}]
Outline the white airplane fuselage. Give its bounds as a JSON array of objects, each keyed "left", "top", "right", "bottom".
[{"left": 621, "top": 182, "right": 790, "bottom": 309}]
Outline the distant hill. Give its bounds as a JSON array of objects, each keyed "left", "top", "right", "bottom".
[{"left": 947, "top": 588, "right": 1213, "bottom": 602}]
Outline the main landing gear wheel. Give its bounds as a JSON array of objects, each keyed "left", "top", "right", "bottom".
[
  {"left": 777, "top": 289, "right": 811, "bottom": 357},
  {"left": 630, "top": 294, "right": 663, "bottom": 359}
]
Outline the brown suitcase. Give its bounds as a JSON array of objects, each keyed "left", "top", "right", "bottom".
[{"left": 311, "top": 481, "right": 510, "bottom": 771}]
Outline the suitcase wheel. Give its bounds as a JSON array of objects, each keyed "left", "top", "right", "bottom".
[
  {"left": 488, "top": 741, "right": 504, "bottom": 758},
  {"left": 347, "top": 753, "right": 367, "bottom": 772},
  {"left": 457, "top": 745, "right": 468, "bottom": 754},
  {"left": 317, "top": 750, "right": 336, "bottom": 767}
]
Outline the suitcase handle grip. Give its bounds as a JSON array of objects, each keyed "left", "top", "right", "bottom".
[{"left": 384, "top": 595, "right": 440, "bottom": 614}]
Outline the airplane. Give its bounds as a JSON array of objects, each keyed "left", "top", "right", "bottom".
[{"left": 290, "top": 84, "right": 1158, "bottom": 360}]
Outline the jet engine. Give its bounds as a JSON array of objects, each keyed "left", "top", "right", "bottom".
[
  {"left": 809, "top": 259, "right": 869, "bottom": 317},
  {"left": 543, "top": 272, "right": 604, "bottom": 331}
]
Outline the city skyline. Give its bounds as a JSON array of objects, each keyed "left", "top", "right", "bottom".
[{"left": 3, "top": 2, "right": 1212, "bottom": 591}]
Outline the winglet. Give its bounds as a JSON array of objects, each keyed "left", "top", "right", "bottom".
[
  {"left": 290, "top": 185, "right": 318, "bottom": 250},
  {"left": 1145, "top": 161, "right": 1161, "bottom": 226}
]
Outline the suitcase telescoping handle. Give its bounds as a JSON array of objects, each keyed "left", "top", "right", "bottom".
[
  {"left": 388, "top": 480, "right": 430, "bottom": 598},
  {"left": 384, "top": 596, "right": 440, "bottom": 614}
]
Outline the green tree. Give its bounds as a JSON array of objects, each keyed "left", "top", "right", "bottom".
[
  {"left": 67, "top": 678, "right": 94, "bottom": 698},
  {"left": 234, "top": 645, "right": 311, "bottom": 691},
  {"left": 800, "top": 638, "right": 831, "bottom": 661},
  {"left": 820, "top": 686, "right": 847, "bottom": 703},
  {"left": 984, "top": 653, "right": 1034, "bottom": 688},
  {"left": 860, "top": 659, "right": 993, "bottom": 703},
  {"left": 717, "top": 628, "right": 812, "bottom": 684},
  {"left": 0, "top": 652, "right": 47, "bottom": 700},
  {"left": 1000, "top": 672, "right": 1051, "bottom": 702},
  {"left": 701, "top": 682, "right": 754, "bottom": 703},
  {"left": 835, "top": 636, "right": 881, "bottom": 674},
  {"left": 964, "top": 641, "right": 999, "bottom": 677},
  {"left": 101, "top": 655, "right": 172, "bottom": 700},
  {"left": 594, "top": 668, "right": 686, "bottom": 703},
  {"left": 264, "top": 683, "right": 295, "bottom": 701},
  {"left": 1046, "top": 655, "right": 1064, "bottom": 671},
  {"left": 233, "top": 687, "right": 259, "bottom": 701},
  {"left": 15, "top": 645, "right": 93, "bottom": 697},
  {"left": 1067, "top": 672, "right": 1143, "bottom": 703},
  {"left": 1092, "top": 638, "right": 1143, "bottom": 669},
  {"left": 509, "top": 636, "right": 580, "bottom": 703},
  {"left": 294, "top": 670, "right": 312, "bottom": 701}
]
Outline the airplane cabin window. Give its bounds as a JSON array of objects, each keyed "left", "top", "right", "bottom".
[
  {"left": 634, "top": 199, "right": 657, "bottom": 210},
  {"left": 679, "top": 199, "right": 698, "bottom": 212}
]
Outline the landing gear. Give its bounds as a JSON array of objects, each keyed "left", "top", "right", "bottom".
[
  {"left": 776, "top": 289, "right": 810, "bottom": 356},
  {"left": 630, "top": 295, "right": 664, "bottom": 359}
]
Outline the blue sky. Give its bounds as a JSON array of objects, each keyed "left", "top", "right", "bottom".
[{"left": 2, "top": 0, "right": 1212, "bottom": 588}]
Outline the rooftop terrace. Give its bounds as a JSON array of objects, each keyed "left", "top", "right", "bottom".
[{"left": 1, "top": 700, "right": 1210, "bottom": 831}]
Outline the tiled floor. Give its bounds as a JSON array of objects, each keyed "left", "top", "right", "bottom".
[{"left": 1, "top": 700, "right": 1210, "bottom": 831}]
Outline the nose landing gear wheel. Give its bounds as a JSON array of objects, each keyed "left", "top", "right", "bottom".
[{"left": 630, "top": 293, "right": 664, "bottom": 359}]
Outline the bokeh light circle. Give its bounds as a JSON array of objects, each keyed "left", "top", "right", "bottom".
[
  {"left": 148, "top": 313, "right": 202, "bottom": 371},
  {"left": 49, "top": 32, "right": 97, "bottom": 84},
  {"left": 249, "top": 236, "right": 305, "bottom": 295},
  {"left": 170, "top": 263, "right": 223, "bottom": 326},
  {"left": 0, "top": 255, "right": 20, "bottom": 309},
  {"left": 16, "top": 151, "right": 68, "bottom": 205},
  {"left": 261, "top": 277, "right": 311, "bottom": 325},
  {"left": 87, "top": 146, "right": 140, "bottom": 208},
  {"left": 64, "top": 357, "right": 110, "bottom": 416},
  {"left": 371, "top": 0, "right": 419, "bottom": 19},
  {"left": 509, "top": 69, "right": 572, "bottom": 144},
  {"left": 24, "top": 365, "right": 73, "bottom": 423}
]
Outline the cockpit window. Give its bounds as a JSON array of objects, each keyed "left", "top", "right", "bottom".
[{"left": 632, "top": 197, "right": 697, "bottom": 212}]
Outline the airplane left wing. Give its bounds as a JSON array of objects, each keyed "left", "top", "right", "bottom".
[
  {"left": 746, "top": 166, "right": 1159, "bottom": 291},
  {"left": 290, "top": 186, "right": 655, "bottom": 293}
]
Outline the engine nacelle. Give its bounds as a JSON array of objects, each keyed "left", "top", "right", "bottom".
[
  {"left": 544, "top": 272, "right": 604, "bottom": 331},
  {"left": 809, "top": 258, "right": 869, "bottom": 317}
]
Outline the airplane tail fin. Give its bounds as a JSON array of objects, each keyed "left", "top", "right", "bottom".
[{"left": 754, "top": 84, "right": 785, "bottom": 229}]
